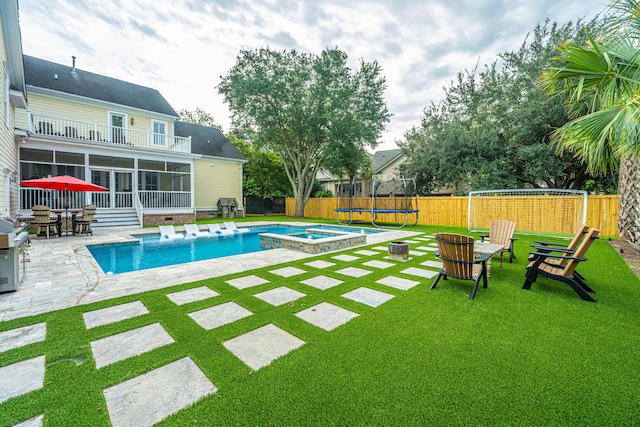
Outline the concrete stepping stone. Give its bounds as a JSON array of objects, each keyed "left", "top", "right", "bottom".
[
  {"left": 0, "top": 322, "right": 46, "bottom": 353},
  {"left": 376, "top": 276, "right": 420, "bottom": 291},
  {"left": 415, "top": 237, "right": 433, "bottom": 241},
  {"left": 353, "top": 250, "right": 378, "bottom": 256},
  {"left": 84, "top": 301, "right": 149, "bottom": 329},
  {"left": 189, "top": 302, "right": 253, "bottom": 330},
  {"left": 304, "top": 260, "right": 336, "bottom": 269},
  {"left": 225, "top": 275, "right": 269, "bottom": 290},
  {"left": 372, "top": 246, "right": 389, "bottom": 251},
  {"left": 335, "top": 267, "right": 372, "bottom": 278},
  {"left": 13, "top": 415, "right": 42, "bottom": 427},
  {"left": 91, "top": 323, "right": 175, "bottom": 369},
  {"left": 166, "top": 286, "right": 219, "bottom": 306},
  {"left": 421, "top": 260, "right": 443, "bottom": 269},
  {"left": 409, "top": 250, "right": 427, "bottom": 256},
  {"left": 0, "top": 356, "right": 45, "bottom": 404},
  {"left": 296, "top": 302, "right": 359, "bottom": 331},
  {"left": 269, "top": 266, "right": 307, "bottom": 277},
  {"left": 332, "top": 254, "right": 360, "bottom": 262},
  {"left": 362, "top": 260, "right": 395, "bottom": 269},
  {"left": 103, "top": 357, "right": 216, "bottom": 427},
  {"left": 403, "top": 239, "right": 420, "bottom": 244},
  {"left": 342, "top": 287, "right": 394, "bottom": 307},
  {"left": 300, "top": 275, "right": 344, "bottom": 290},
  {"left": 401, "top": 267, "right": 438, "bottom": 279},
  {"left": 416, "top": 246, "right": 437, "bottom": 252},
  {"left": 254, "top": 287, "right": 306, "bottom": 306},
  {"left": 223, "top": 324, "right": 305, "bottom": 370}
]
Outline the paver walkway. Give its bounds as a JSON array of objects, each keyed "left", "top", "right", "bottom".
[{"left": 0, "top": 223, "right": 435, "bottom": 426}]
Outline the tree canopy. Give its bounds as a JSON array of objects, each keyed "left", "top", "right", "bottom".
[
  {"left": 178, "top": 108, "right": 223, "bottom": 130},
  {"left": 399, "top": 19, "right": 617, "bottom": 195},
  {"left": 540, "top": 0, "right": 640, "bottom": 244},
  {"left": 218, "top": 47, "right": 390, "bottom": 216}
]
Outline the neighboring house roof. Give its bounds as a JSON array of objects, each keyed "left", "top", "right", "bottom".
[
  {"left": 23, "top": 55, "right": 178, "bottom": 117},
  {"left": 371, "top": 148, "right": 403, "bottom": 173},
  {"left": 175, "top": 121, "right": 246, "bottom": 161}
]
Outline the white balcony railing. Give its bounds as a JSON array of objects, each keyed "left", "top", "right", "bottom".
[
  {"left": 30, "top": 114, "right": 191, "bottom": 153},
  {"left": 20, "top": 188, "right": 191, "bottom": 210}
]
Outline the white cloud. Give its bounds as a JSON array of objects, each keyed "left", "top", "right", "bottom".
[{"left": 17, "top": 0, "right": 606, "bottom": 150}]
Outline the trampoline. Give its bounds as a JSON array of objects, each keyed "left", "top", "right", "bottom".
[{"left": 335, "top": 174, "right": 419, "bottom": 228}]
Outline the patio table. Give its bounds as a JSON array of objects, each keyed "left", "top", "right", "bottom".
[
  {"left": 52, "top": 209, "right": 82, "bottom": 236},
  {"left": 473, "top": 241, "right": 505, "bottom": 276}
]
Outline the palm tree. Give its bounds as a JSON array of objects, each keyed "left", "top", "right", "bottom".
[{"left": 541, "top": 0, "right": 640, "bottom": 247}]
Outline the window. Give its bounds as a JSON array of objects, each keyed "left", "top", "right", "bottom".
[{"left": 152, "top": 120, "right": 167, "bottom": 146}]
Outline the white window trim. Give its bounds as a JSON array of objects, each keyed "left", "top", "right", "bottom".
[{"left": 151, "top": 119, "right": 168, "bottom": 147}]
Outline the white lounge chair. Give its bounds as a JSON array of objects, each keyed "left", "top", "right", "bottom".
[
  {"left": 208, "top": 223, "right": 234, "bottom": 236},
  {"left": 159, "top": 225, "right": 184, "bottom": 240},
  {"left": 184, "top": 224, "right": 209, "bottom": 238},
  {"left": 223, "top": 221, "right": 250, "bottom": 233}
]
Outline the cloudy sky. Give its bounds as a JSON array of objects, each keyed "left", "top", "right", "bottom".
[{"left": 17, "top": 0, "right": 607, "bottom": 150}]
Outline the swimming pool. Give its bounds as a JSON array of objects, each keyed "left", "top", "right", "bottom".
[{"left": 87, "top": 224, "right": 378, "bottom": 274}]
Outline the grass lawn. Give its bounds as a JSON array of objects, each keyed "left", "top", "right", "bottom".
[{"left": 1, "top": 223, "right": 639, "bottom": 426}]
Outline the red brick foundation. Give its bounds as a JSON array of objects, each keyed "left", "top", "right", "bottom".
[{"left": 143, "top": 213, "right": 196, "bottom": 226}]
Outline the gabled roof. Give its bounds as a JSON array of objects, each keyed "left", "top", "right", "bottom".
[
  {"left": 371, "top": 148, "right": 403, "bottom": 173},
  {"left": 175, "top": 121, "right": 246, "bottom": 161},
  {"left": 23, "top": 55, "right": 178, "bottom": 117}
]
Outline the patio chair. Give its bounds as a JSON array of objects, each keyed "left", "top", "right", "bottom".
[
  {"left": 159, "top": 225, "right": 184, "bottom": 240},
  {"left": 530, "top": 224, "right": 591, "bottom": 279},
  {"left": 480, "top": 220, "right": 517, "bottom": 266},
  {"left": 223, "top": 221, "right": 249, "bottom": 233},
  {"left": 31, "top": 205, "right": 58, "bottom": 238},
  {"left": 523, "top": 227, "right": 600, "bottom": 302},
  {"left": 532, "top": 224, "right": 590, "bottom": 254},
  {"left": 184, "top": 224, "right": 209, "bottom": 238},
  {"left": 207, "top": 223, "right": 234, "bottom": 236},
  {"left": 73, "top": 204, "right": 96, "bottom": 236},
  {"left": 430, "top": 233, "right": 492, "bottom": 300}
]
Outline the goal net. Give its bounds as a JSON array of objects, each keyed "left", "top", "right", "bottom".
[{"left": 468, "top": 189, "right": 587, "bottom": 236}]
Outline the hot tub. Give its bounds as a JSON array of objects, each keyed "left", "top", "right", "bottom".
[{"left": 259, "top": 228, "right": 366, "bottom": 254}]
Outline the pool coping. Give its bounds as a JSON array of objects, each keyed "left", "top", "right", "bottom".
[{"left": 0, "top": 221, "right": 419, "bottom": 322}]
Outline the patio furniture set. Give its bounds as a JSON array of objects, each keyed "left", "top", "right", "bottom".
[{"left": 429, "top": 220, "right": 600, "bottom": 302}]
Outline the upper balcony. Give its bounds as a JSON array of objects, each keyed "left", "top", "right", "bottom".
[{"left": 30, "top": 113, "right": 191, "bottom": 154}]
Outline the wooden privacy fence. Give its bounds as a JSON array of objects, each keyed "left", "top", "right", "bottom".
[{"left": 285, "top": 195, "right": 620, "bottom": 237}]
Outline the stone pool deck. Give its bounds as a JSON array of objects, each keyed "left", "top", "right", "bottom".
[
  {"left": 0, "top": 221, "right": 427, "bottom": 427},
  {"left": 0, "top": 221, "right": 417, "bottom": 322}
]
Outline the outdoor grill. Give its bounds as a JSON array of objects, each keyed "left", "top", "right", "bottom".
[{"left": 0, "top": 216, "right": 29, "bottom": 293}]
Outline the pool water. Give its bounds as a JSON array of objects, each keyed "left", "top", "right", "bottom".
[{"left": 87, "top": 224, "right": 377, "bottom": 274}]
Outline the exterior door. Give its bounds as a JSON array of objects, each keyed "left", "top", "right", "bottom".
[
  {"left": 110, "top": 113, "right": 126, "bottom": 144},
  {"left": 90, "top": 169, "right": 133, "bottom": 209}
]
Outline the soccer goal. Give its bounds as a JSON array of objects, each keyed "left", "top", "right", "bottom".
[{"left": 468, "top": 189, "right": 588, "bottom": 237}]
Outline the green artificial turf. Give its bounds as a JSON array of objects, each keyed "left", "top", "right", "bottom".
[{"left": 1, "top": 225, "right": 639, "bottom": 426}]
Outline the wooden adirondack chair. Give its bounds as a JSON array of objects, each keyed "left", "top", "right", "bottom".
[
  {"left": 73, "top": 204, "right": 96, "bottom": 236},
  {"left": 481, "top": 220, "right": 517, "bottom": 266},
  {"left": 430, "top": 233, "right": 492, "bottom": 300},
  {"left": 530, "top": 224, "right": 591, "bottom": 279},
  {"left": 31, "top": 205, "right": 58, "bottom": 238},
  {"left": 523, "top": 227, "right": 600, "bottom": 302}
]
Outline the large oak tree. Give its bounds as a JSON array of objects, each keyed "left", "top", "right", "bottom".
[{"left": 218, "top": 47, "right": 390, "bottom": 217}]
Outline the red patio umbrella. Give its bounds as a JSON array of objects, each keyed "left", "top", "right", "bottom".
[
  {"left": 21, "top": 175, "right": 107, "bottom": 234},
  {"left": 20, "top": 175, "right": 107, "bottom": 193}
]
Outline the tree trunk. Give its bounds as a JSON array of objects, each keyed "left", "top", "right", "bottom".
[
  {"left": 294, "top": 196, "right": 306, "bottom": 218},
  {"left": 618, "top": 156, "right": 640, "bottom": 249}
]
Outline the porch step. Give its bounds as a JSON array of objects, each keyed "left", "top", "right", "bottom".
[{"left": 94, "top": 209, "right": 140, "bottom": 228}]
